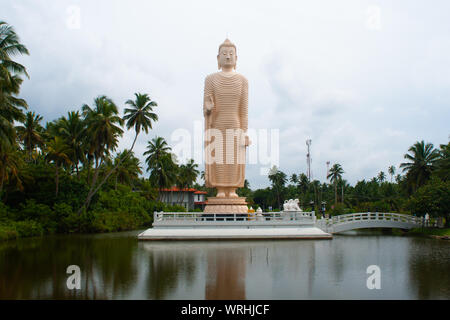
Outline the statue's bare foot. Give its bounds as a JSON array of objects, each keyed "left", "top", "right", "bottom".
[
  {"left": 216, "top": 188, "right": 226, "bottom": 198},
  {"left": 228, "top": 188, "right": 239, "bottom": 198}
]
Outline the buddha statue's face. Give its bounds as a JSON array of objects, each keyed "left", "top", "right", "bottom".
[{"left": 217, "top": 46, "right": 237, "bottom": 70}]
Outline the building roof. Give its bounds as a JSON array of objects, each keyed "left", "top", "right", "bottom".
[
  {"left": 160, "top": 187, "right": 198, "bottom": 192},
  {"left": 194, "top": 191, "right": 208, "bottom": 194}
]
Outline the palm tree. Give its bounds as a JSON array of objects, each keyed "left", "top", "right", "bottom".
[
  {"left": 56, "top": 111, "right": 86, "bottom": 177},
  {"left": 0, "top": 146, "right": 23, "bottom": 197},
  {"left": 111, "top": 151, "right": 142, "bottom": 189},
  {"left": 0, "top": 21, "right": 29, "bottom": 81},
  {"left": 400, "top": 140, "right": 440, "bottom": 192},
  {"left": 327, "top": 163, "right": 344, "bottom": 205},
  {"left": 123, "top": 93, "right": 158, "bottom": 152},
  {"left": 45, "top": 136, "right": 72, "bottom": 197},
  {"left": 434, "top": 142, "right": 449, "bottom": 181},
  {"left": 144, "top": 136, "right": 171, "bottom": 169},
  {"left": 0, "top": 73, "right": 27, "bottom": 148},
  {"left": 15, "top": 111, "right": 43, "bottom": 161},
  {"left": 0, "top": 21, "right": 29, "bottom": 149},
  {"left": 176, "top": 159, "right": 199, "bottom": 204},
  {"left": 148, "top": 153, "right": 178, "bottom": 200},
  {"left": 388, "top": 165, "right": 396, "bottom": 183},
  {"left": 377, "top": 171, "right": 386, "bottom": 183},
  {"left": 81, "top": 93, "right": 159, "bottom": 211},
  {"left": 79, "top": 96, "right": 124, "bottom": 211},
  {"left": 290, "top": 173, "right": 298, "bottom": 184},
  {"left": 145, "top": 136, "right": 173, "bottom": 199},
  {"left": 268, "top": 166, "right": 287, "bottom": 210}
]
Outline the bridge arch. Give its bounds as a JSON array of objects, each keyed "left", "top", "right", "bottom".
[{"left": 317, "top": 212, "right": 422, "bottom": 234}]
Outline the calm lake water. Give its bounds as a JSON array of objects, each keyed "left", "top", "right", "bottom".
[{"left": 0, "top": 230, "right": 449, "bottom": 299}]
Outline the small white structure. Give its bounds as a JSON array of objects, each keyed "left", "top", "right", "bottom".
[{"left": 283, "top": 199, "right": 302, "bottom": 212}]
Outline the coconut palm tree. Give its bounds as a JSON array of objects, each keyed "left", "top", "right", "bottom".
[
  {"left": 268, "top": 166, "right": 287, "bottom": 210},
  {"left": 434, "top": 142, "right": 449, "bottom": 181},
  {"left": 327, "top": 163, "right": 344, "bottom": 205},
  {"left": 45, "top": 136, "right": 72, "bottom": 197},
  {"left": 0, "top": 74, "right": 27, "bottom": 148},
  {"left": 56, "top": 111, "right": 86, "bottom": 177},
  {"left": 144, "top": 136, "right": 171, "bottom": 169},
  {"left": 0, "top": 21, "right": 29, "bottom": 81},
  {"left": 84, "top": 93, "right": 159, "bottom": 209},
  {"left": 176, "top": 159, "right": 199, "bottom": 204},
  {"left": 377, "top": 171, "right": 386, "bottom": 183},
  {"left": 145, "top": 137, "right": 174, "bottom": 199},
  {"left": 111, "top": 150, "right": 142, "bottom": 189},
  {"left": 0, "top": 21, "right": 29, "bottom": 148},
  {"left": 123, "top": 93, "right": 158, "bottom": 152},
  {"left": 15, "top": 111, "right": 43, "bottom": 161},
  {"left": 148, "top": 153, "right": 178, "bottom": 200},
  {"left": 400, "top": 140, "right": 440, "bottom": 192},
  {"left": 290, "top": 173, "right": 298, "bottom": 184},
  {"left": 0, "top": 146, "right": 23, "bottom": 197},
  {"left": 79, "top": 96, "right": 123, "bottom": 211},
  {"left": 388, "top": 165, "right": 396, "bottom": 183}
]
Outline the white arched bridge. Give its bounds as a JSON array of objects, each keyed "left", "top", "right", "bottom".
[{"left": 316, "top": 212, "right": 423, "bottom": 234}]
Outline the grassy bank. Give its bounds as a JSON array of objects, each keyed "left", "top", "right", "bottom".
[{"left": 407, "top": 228, "right": 450, "bottom": 237}]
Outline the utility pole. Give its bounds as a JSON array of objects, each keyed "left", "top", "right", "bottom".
[
  {"left": 326, "top": 161, "right": 330, "bottom": 180},
  {"left": 306, "top": 139, "right": 312, "bottom": 182}
]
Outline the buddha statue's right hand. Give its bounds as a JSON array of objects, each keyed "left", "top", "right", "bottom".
[{"left": 205, "top": 95, "right": 214, "bottom": 115}]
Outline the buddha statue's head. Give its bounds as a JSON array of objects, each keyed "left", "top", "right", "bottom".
[{"left": 217, "top": 38, "right": 237, "bottom": 70}]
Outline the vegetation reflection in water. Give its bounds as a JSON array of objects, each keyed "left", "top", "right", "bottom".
[{"left": 0, "top": 230, "right": 449, "bottom": 300}]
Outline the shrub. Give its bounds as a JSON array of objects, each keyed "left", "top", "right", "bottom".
[{"left": 14, "top": 220, "right": 44, "bottom": 237}]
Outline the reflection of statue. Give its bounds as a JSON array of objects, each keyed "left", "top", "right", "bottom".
[{"left": 203, "top": 39, "right": 249, "bottom": 213}]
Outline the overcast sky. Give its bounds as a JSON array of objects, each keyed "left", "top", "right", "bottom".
[{"left": 4, "top": 0, "right": 450, "bottom": 188}]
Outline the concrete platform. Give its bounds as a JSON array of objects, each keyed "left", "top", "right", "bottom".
[
  {"left": 137, "top": 211, "right": 332, "bottom": 240},
  {"left": 138, "top": 226, "right": 332, "bottom": 240}
]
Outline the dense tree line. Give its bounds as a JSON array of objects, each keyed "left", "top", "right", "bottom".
[
  {"left": 243, "top": 141, "right": 449, "bottom": 226},
  {"left": 0, "top": 21, "right": 200, "bottom": 240}
]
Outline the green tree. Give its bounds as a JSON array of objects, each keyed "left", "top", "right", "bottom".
[
  {"left": 0, "top": 146, "right": 23, "bottom": 197},
  {"left": 176, "top": 159, "right": 199, "bottom": 204},
  {"left": 79, "top": 96, "right": 124, "bottom": 211},
  {"left": 388, "top": 165, "right": 396, "bottom": 182},
  {"left": 110, "top": 150, "right": 142, "bottom": 189},
  {"left": 16, "top": 111, "right": 43, "bottom": 161},
  {"left": 268, "top": 166, "right": 287, "bottom": 210},
  {"left": 434, "top": 142, "right": 449, "bottom": 181},
  {"left": 56, "top": 111, "right": 86, "bottom": 176},
  {"left": 0, "top": 21, "right": 29, "bottom": 149},
  {"left": 407, "top": 177, "right": 450, "bottom": 227},
  {"left": 144, "top": 137, "right": 174, "bottom": 198},
  {"left": 377, "top": 171, "right": 386, "bottom": 183},
  {"left": 45, "top": 136, "right": 72, "bottom": 197},
  {"left": 327, "top": 163, "right": 344, "bottom": 205},
  {"left": 400, "top": 140, "right": 440, "bottom": 193}
]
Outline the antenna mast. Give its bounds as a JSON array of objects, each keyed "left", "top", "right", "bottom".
[{"left": 306, "top": 139, "right": 312, "bottom": 181}]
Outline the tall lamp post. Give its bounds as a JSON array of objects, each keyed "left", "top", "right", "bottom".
[{"left": 321, "top": 201, "right": 326, "bottom": 218}]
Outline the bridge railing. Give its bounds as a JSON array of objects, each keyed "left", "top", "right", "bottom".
[
  {"left": 153, "top": 211, "right": 315, "bottom": 223},
  {"left": 328, "top": 212, "right": 421, "bottom": 226}
]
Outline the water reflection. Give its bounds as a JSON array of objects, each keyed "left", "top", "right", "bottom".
[{"left": 0, "top": 231, "right": 449, "bottom": 299}]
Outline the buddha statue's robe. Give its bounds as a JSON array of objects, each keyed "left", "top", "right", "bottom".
[{"left": 204, "top": 72, "right": 248, "bottom": 188}]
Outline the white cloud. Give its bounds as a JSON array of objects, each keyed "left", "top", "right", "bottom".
[{"left": 4, "top": 0, "right": 450, "bottom": 188}]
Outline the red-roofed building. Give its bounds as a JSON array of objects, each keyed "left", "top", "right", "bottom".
[{"left": 160, "top": 187, "right": 208, "bottom": 211}]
